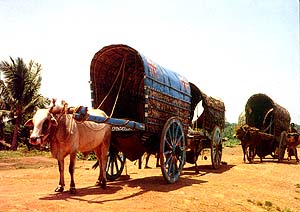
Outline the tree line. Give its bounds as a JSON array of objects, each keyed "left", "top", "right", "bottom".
[
  {"left": 0, "top": 57, "right": 50, "bottom": 150},
  {"left": 1, "top": 57, "right": 297, "bottom": 151}
]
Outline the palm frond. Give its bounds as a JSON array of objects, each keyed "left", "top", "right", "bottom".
[
  {"left": 22, "top": 95, "right": 44, "bottom": 113},
  {"left": 0, "top": 80, "right": 15, "bottom": 105},
  {"left": 0, "top": 109, "right": 11, "bottom": 118}
]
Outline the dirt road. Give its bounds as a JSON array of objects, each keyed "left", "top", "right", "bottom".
[{"left": 0, "top": 146, "right": 300, "bottom": 212}]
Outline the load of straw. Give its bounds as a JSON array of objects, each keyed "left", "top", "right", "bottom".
[
  {"left": 201, "top": 92, "right": 225, "bottom": 130},
  {"left": 193, "top": 88, "right": 226, "bottom": 131}
]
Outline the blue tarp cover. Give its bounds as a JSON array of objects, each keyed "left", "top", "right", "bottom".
[{"left": 141, "top": 54, "right": 191, "bottom": 102}]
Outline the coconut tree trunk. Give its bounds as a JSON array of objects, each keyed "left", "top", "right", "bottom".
[
  {"left": 0, "top": 120, "right": 4, "bottom": 140},
  {"left": 11, "top": 115, "right": 21, "bottom": 151}
]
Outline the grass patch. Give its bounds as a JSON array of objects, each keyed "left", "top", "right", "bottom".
[
  {"left": 0, "top": 145, "right": 54, "bottom": 170},
  {"left": 0, "top": 145, "right": 95, "bottom": 162},
  {"left": 282, "top": 209, "right": 294, "bottom": 212},
  {"left": 247, "top": 199, "right": 294, "bottom": 212},
  {"left": 0, "top": 146, "right": 50, "bottom": 159}
]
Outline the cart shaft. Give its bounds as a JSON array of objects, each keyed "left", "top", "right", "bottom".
[{"left": 74, "top": 106, "right": 145, "bottom": 131}]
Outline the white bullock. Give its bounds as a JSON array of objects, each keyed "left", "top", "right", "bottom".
[{"left": 25, "top": 100, "right": 111, "bottom": 194}]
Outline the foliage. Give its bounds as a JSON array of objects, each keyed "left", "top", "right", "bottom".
[
  {"left": 223, "top": 122, "right": 237, "bottom": 139},
  {"left": 222, "top": 122, "right": 240, "bottom": 147},
  {"left": 0, "top": 57, "right": 50, "bottom": 150},
  {"left": 294, "top": 123, "right": 300, "bottom": 131},
  {"left": 76, "top": 151, "right": 97, "bottom": 161}
]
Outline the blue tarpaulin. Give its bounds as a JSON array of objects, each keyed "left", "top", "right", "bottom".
[{"left": 141, "top": 54, "right": 191, "bottom": 102}]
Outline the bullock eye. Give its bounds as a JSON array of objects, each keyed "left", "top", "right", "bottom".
[{"left": 42, "top": 120, "right": 49, "bottom": 131}]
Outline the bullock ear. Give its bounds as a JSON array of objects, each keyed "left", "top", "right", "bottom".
[{"left": 24, "top": 119, "right": 33, "bottom": 127}]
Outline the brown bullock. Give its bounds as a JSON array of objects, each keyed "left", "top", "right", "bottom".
[
  {"left": 234, "top": 124, "right": 258, "bottom": 163},
  {"left": 25, "top": 100, "right": 111, "bottom": 194},
  {"left": 235, "top": 124, "right": 277, "bottom": 163}
]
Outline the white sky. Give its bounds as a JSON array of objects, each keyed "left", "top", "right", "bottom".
[{"left": 0, "top": 0, "right": 299, "bottom": 123}]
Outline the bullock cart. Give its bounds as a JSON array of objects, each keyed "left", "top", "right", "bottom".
[
  {"left": 75, "top": 44, "right": 225, "bottom": 183},
  {"left": 236, "top": 93, "right": 291, "bottom": 163},
  {"left": 186, "top": 84, "right": 225, "bottom": 171}
]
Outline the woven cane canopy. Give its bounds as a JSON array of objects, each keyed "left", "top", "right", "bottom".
[{"left": 245, "top": 93, "right": 290, "bottom": 136}]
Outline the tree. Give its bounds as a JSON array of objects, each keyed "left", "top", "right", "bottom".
[
  {"left": 223, "top": 122, "right": 238, "bottom": 140},
  {"left": 0, "top": 57, "right": 47, "bottom": 150}
]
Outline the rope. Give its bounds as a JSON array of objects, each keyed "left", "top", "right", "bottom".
[
  {"left": 97, "top": 55, "right": 127, "bottom": 116},
  {"left": 109, "top": 56, "right": 126, "bottom": 117}
]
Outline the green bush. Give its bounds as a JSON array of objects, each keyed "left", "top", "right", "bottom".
[{"left": 76, "top": 151, "right": 97, "bottom": 161}]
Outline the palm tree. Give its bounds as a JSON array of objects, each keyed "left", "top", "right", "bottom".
[{"left": 0, "top": 57, "right": 47, "bottom": 150}]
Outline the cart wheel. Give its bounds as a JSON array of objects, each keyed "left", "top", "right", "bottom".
[
  {"left": 160, "top": 117, "right": 185, "bottom": 184},
  {"left": 246, "top": 145, "right": 256, "bottom": 163},
  {"left": 278, "top": 131, "right": 287, "bottom": 162},
  {"left": 211, "top": 126, "right": 222, "bottom": 169},
  {"left": 106, "top": 146, "right": 126, "bottom": 181}
]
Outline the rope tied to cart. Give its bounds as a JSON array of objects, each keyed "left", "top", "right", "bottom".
[{"left": 97, "top": 55, "right": 127, "bottom": 118}]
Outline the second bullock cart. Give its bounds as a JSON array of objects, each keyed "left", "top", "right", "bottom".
[
  {"left": 75, "top": 44, "right": 225, "bottom": 183},
  {"left": 236, "top": 93, "right": 291, "bottom": 163}
]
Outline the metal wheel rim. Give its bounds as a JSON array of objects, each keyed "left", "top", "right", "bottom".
[{"left": 160, "top": 117, "right": 185, "bottom": 184}]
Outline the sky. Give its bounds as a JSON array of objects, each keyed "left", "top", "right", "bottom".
[{"left": 0, "top": 0, "right": 299, "bottom": 124}]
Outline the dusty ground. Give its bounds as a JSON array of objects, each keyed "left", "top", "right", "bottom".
[{"left": 0, "top": 146, "right": 300, "bottom": 212}]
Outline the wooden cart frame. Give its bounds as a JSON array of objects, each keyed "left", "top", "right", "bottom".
[{"left": 80, "top": 44, "right": 225, "bottom": 183}]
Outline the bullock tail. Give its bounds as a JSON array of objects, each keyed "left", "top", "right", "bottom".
[{"left": 92, "top": 160, "right": 99, "bottom": 169}]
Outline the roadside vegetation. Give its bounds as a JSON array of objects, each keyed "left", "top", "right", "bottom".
[
  {"left": 0, "top": 144, "right": 51, "bottom": 159},
  {"left": 222, "top": 122, "right": 241, "bottom": 147},
  {"left": 0, "top": 56, "right": 242, "bottom": 154}
]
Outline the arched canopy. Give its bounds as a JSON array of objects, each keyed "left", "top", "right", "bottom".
[
  {"left": 245, "top": 93, "right": 290, "bottom": 136},
  {"left": 90, "top": 44, "right": 192, "bottom": 132}
]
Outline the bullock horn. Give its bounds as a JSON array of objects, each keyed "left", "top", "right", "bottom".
[
  {"left": 49, "top": 98, "right": 64, "bottom": 114},
  {"left": 61, "top": 101, "right": 69, "bottom": 114},
  {"left": 52, "top": 98, "right": 57, "bottom": 105},
  {"left": 49, "top": 98, "right": 57, "bottom": 113}
]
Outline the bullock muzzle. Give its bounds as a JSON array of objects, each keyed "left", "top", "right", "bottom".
[{"left": 29, "top": 136, "right": 43, "bottom": 146}]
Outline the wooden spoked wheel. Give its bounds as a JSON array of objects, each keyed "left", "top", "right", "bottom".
[
  {"left": 211, "top": 126, "right": 222, "bottom": 169},
  {"left": 160, "top": 117, "right": 185, "bottom": 184},
  {"left": 106, "top": 145, "right": 126, "bottom": 181},
  {"left": 278, "top": 131, "right": 287, "bottom": 162}
]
